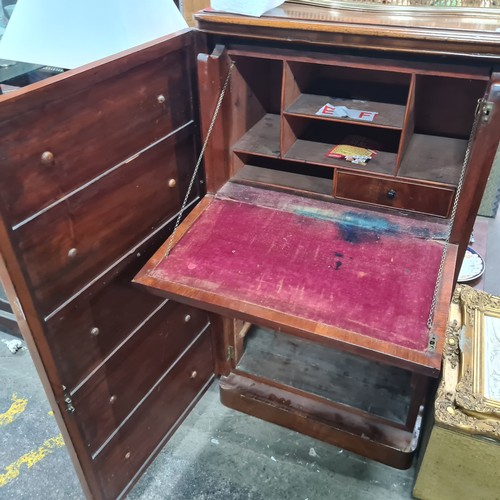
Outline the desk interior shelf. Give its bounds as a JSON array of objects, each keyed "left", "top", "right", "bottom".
[
  {"left": 285, "top": 93, "right": 406, "bottom": 130},
  {"left": 232, "top": 114, "right": 281, "bottom": 158},
  {"left": 227, "top": 51, "right": 488, "bottom": 217}
]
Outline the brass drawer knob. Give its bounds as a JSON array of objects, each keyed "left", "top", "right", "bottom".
[
  {"left": 168, "top": 178, "right": 177, "bottom": 188},
  {"left": 386, "top": 189, "right": 397, "bottom": 200},
  {"left": 67, "top": 248, "right": 78, "bottom": 259},
  {"left": 41, "top": 151, "right": 55, "bottom": 165}
]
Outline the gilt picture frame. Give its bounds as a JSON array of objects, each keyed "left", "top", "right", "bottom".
[{"left": 435, "top": 285, "right": 500, "bottom": 438}]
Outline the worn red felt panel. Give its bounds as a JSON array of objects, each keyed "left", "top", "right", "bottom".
[{"left": 154, "top": 185, "right": 447, "bottom": 351}]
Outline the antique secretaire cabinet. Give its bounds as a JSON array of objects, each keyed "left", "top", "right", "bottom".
[{"left": 0, "top": 5, "right": 499, "bottom": 499}]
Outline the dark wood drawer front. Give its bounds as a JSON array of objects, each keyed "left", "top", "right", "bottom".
[
  {"left": 93, "top": 331, "right": 213, "bottom": 499},
  {"left": 15, "top": 127, "right": 197, "bottom": 315},
  {"left": 44, "top": 222, "right": 175, "bottom": 392},
  {"left": 72, "top": 300, "right": 210, "bottom": 454},
  {"left": 335, "top": 171, "right": 453, "bottom": 217},
  {"left": 0, "top": 47, "right": 194, "bottom": 226}
]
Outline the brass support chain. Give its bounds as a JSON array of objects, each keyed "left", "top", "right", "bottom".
[
  {"left": 426, "top": 98, "right": 484, "bottom": 335},
  {"left": 165, "top": 62, "right": 235, "bottom": 257}
]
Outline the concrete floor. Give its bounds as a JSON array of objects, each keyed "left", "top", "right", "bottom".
[{"left": 1, "top": 215, "right": 499, "bottom": 499}]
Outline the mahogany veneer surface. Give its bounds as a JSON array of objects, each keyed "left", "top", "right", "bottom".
[{"left": 152, "top": 184, "right": 447, "bottom": 351}]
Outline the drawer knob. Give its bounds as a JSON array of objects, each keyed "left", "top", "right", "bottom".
[
  {"left": 157, "top": 94, "right": 166, "bottom": 104},
  {"left": 90, "top": 327, "right": 100, "bottom": 337},
  {"left": 190, "top": 370, "right": 197, "bottom": 379},
  {"left": 109, "top": 395, "right": 117, "bottom": 404},
  {"left": 184, "top": 314, "right": 191, "bottom": 323},
  {"left": 168, "top": 178, "right": 177, "bottom": 188},
  {"left": 386, "top": 189, "right": 397, "bottom": 200},
  {"left": 41, "top": 151, "right": 55, "bottom": 165},
  {"left": 67, "top": 248, "right": 78, "bottom": 259}
]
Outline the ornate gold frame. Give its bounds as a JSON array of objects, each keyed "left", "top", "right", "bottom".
[{"left": 435, "top": 285, "right": 500, "bottom": 438}]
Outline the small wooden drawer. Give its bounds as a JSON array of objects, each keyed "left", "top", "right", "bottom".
[
  {"left": 335, "top": 171, "right": 454, "bottom": 217},
  {"left": 15, "top": 127, "right": 197, "bottom": 315},
  {"left": 93, "top": 331, "right": 213, "bottom": 499},
  {"left": 0, "top": 50, "right": 193, "bottom": 227},
  {"left": 71, "top": 300, "right": 210, "bottom": 454}
]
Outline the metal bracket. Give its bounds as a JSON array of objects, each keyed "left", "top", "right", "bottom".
[
  {"left": 427, "top": 334, "right": 437, "bottom": 352},
  {"left": 479, "top": 100, "right": 494, "bottom": 123},
  {"left": 226, "top": 345, "right": 235, "bottom": 361},
  {"left": 63, "top": 388, "right": 75, "bottom": 414}
]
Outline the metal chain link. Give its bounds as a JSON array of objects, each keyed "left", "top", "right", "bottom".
[
  {"left": 426, "top": 98, "right": 484, "bottom": 330},
  {"left": 165, "top": 62, "right": 235, "bottom": 257}
]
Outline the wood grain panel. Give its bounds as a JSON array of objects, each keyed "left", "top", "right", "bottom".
[
  {"left": 335, "top": 171, "right": 454, "bottom": 217},
  {"left": 0, "top": 29, "right": 212, "bottom": 500},
  {"left": 238, "top": 326, "right": 412, "bottom": 425},
  {"left": 45, "top": 214, "right": 201, "bottom": 392},
  {"left": 0, "top": 45, "right": 195, "bottom": 226},
  {"left": 196, "top": 8, "right": 500, "bottom": 59},
  {"left": 72, "top": 301, "right": 210, "bottom": 454},
  {"left": 93, "top": 332, "right": 214, "bottom": 499},
  {"left": 414, "top": 75, "right": 487, "bottom": 139},
  {"left": 14, "top": 126, "right": 198, "bottom": 315}
]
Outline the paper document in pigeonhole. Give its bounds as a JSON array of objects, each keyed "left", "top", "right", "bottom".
[
  {"left": 211, "top": 0, "right": 284, "bottom": 17},
  {"left": 0, "top": 0, "right": 187, "bottom": 69}
]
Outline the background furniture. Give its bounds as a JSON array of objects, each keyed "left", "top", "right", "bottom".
[{"left": 414, "top": 285, "right": 500, "bottom": 499}]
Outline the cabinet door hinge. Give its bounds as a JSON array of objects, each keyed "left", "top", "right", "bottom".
[
  {"left": 62, "top": 387, "right": 75, "bottom": 414},
  {"left": 226, "top": 345, "right": 235, "bottom": 361},
  {"left": 427, "top": 334, "right": 437, "bottom": 352},
  {"left": 476, "top": 99, "right": 494, "bottom": 123}
]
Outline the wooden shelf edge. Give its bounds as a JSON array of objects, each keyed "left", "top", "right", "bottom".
[{"left": 284, "top": 110, "right": 404, "bottom": 130}]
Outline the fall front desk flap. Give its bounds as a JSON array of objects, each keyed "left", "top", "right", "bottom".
[
  {"left": 436, "top": 285, "right": 500, "bottom": 439},
  {"left": 135, "top": 183, "right": 455, "bottom": 372}
]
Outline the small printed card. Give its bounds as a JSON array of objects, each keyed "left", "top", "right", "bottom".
[
  {"left": 316, "top": 103, "right": 378, "bottom": 122},
  {"left": 326, "top": 144, "right": 378, "bottom": 166}
]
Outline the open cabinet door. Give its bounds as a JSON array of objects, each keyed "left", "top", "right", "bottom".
[
  {"left": 451, "top": 73, "right": 500, "bottom": 269},
  {"left": 0, "top": 29, "right": 215, "bottom": 499}
]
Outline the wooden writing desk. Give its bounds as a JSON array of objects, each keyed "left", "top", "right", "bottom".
[{"left": 0, "top": 5, "right": 498, "bottom": 498}]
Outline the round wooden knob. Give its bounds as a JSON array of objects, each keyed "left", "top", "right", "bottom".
[
  {"left": 168, "top": 178, "right": 177, "bottom": 188},
  {"left": 41, "top": 151, "right": 54, "bottom": 165},
  {"left": 157, "top": 94, "right": 166, "bottom": 104},
  {"left": 386, "top": 189, "right": 397, "bottom": 200},
  {"left": 90, "top": 327, "right": 100, "bottom": 337}
]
